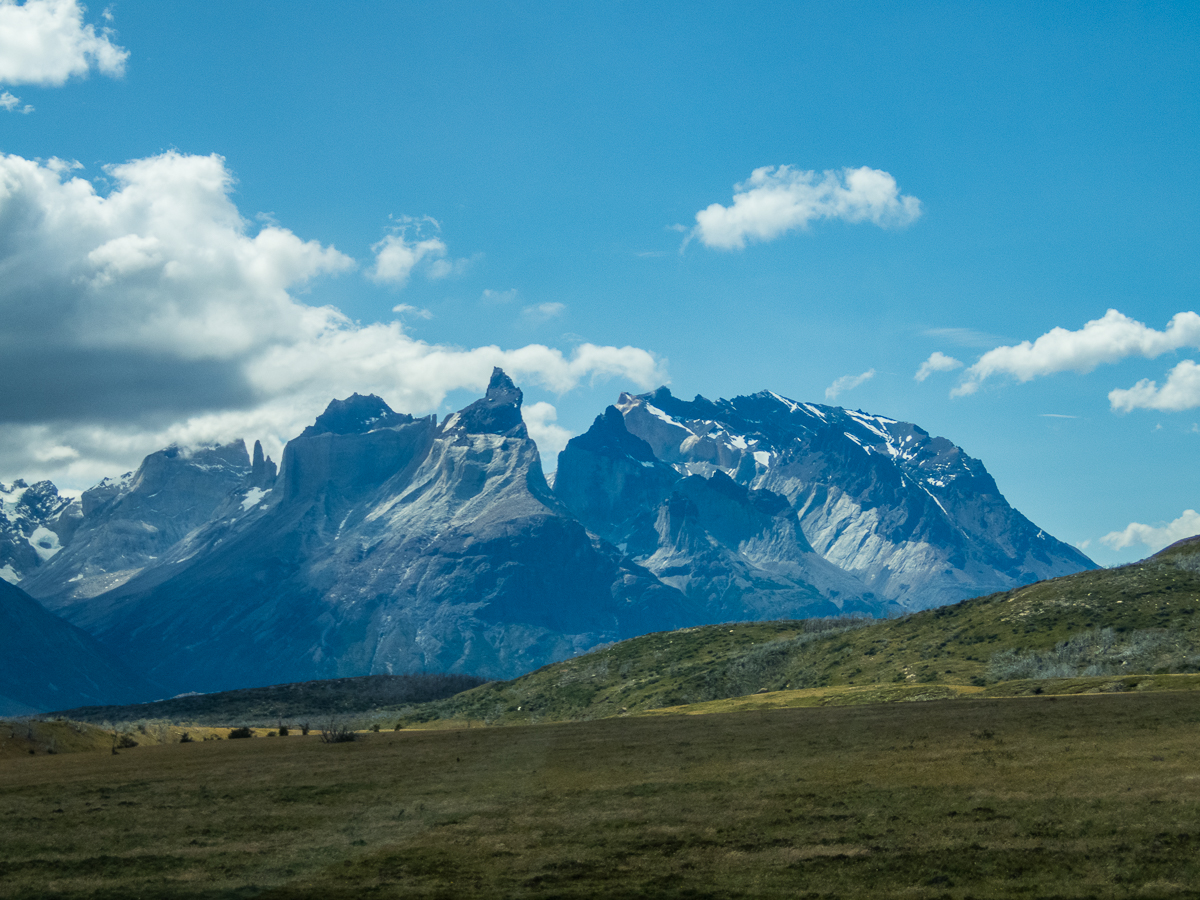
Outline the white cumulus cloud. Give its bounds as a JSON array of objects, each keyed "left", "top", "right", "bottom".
[
  {"left": 0, "top": 89, "right": 33, "bottom": 112},
  {"left": 691, "top": 165, "right": 922, "bottom": 251},
  {"left": 0, "top": 0, "right": 128, "bottom": 86},
  {"left": 825, "top": 369, "right": 875, "bottom": 402},
  {"left": 915, "top": 351, "right": 962, "bottom": 382},
  {"left": 368, "top": 215, "right": 474, "bottom": 287},
  {"left": 0, "top": 151, "right": 666, "bottom": 487},
  {"left": 522, "top": 401, "right": 572, "bottom": 468},
  {"left": 1109, "top": 359, "right": 1200, "bottom": 412},
  {"left": 953, "top": 309, "right": 1200, "bottom": 398},
  {"left": 1100, "top": 510, "right": 1200, "bottom": 554}
]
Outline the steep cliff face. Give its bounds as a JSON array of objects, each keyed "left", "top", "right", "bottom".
[
  {"left": 554, "top": 406, "right": 884, "bottom": 620},
  {"left": 613, "top": 387, "right": 1094, "bottom": 610},
  {"left": 25, "top": 441, "right": 267, "bottom": 607},
  {"left": 57, "top": 371, "right": 691, "bottom": 693}
]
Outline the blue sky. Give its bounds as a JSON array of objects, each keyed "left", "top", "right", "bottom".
[{"left": 0, "top": 0, "right": 1197, "bottom": 565}]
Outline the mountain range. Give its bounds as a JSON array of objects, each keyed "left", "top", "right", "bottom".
[{"left": 0, "top": 370, "right": 1095, "bottom": 707}]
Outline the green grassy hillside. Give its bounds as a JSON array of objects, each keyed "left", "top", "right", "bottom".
[{"left": 392, "top": 536, "right": 1200, "bottom": 728}]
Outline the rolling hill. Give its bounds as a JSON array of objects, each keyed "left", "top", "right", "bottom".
[{"left": 392, "top": 534, "right": 1200, "bottom": 727}]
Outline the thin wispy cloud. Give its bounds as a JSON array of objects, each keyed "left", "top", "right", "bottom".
[
  {"left": 391, "top": 303, "right": 433, "bottom": 320},
  {"left": 825, "top": 369, "right": 875, "bottom": 402},
  {"left": 921, "top": 327, "right": 1002, "bottom": 348},
  {"left": 523, "top": 302, "right": 566, "bottom": 323},
  {"left": 481, "top": 288, "right": 518, "bottom": 304},
  {"left": 689, "top": 165, "right": 922, "bottom": 251}
]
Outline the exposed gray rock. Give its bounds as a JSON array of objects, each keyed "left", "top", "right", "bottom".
[
  {"left": 613, "top": 387, "right": 1095, "bottom": 609},
  {"left": 25, "top": 441, "right": 265, "bottom": 607},
  {"left": 54, "top": 371, "right": 693, "bottom": 693},
  {"left": 554, "top": 406, "right": 887, "bottom": 620}
]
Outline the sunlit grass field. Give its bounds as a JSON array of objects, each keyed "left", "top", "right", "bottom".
[{"left": 3, "top": 690, "right": 1200, "bottom": 899}]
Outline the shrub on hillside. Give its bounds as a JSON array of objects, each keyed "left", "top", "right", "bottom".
[{"left": 228, "top": 727, "right": 253, "bottom": 739}]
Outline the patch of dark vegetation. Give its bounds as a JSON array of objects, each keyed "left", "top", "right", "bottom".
[
  {"left": 227, "top": 727, "right": 253, "bottom": 739},
  {"left": 49, "top": 672, "right": 488, "bottom": 726}
]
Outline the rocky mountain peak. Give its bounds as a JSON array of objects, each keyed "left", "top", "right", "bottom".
[
  {"left": 300, "top": 393, "right": 413, "bottom": 438},
  {"left": 569, "top": 406, "right": 658, "bottom": 463},
  {"left": 453, "top": 367, "right": 525, "bottom": 435},
  {"left": 250, "top": 440, "right": 278, "bottom": 488}
]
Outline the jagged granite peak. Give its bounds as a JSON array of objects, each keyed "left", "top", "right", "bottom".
[
  {"left": 614, "top": 387, "right": 1095, "bottom": 610},
  {"left": 48, "top": 374, "right": 692, "bottom": 693},
  {"left": 554, "top": 409, "right": 884, "bottom": 620},
  {"left": 570, "top": 406, "right": 659, "bottom": 462},
  {"left": 553, "top": 406, "right": 680, "bottom": 554},
  {"left": 0, "top": 578, "right": 158, "bottom": 714},
  {"left": 450, "top": 367, "right": 526, "bottom": 436},
  {"left": 250, "top": 440, "right": 278, "bottom": 488}
]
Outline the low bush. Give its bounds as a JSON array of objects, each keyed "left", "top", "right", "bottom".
[
  {"left": 228, "top": 727, "right": 253, "bottom": 739},
  {"left": 319, "top": 720, "right": 356, "bottom": 744}
]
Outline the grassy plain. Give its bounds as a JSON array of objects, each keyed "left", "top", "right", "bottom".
[{"left": 3, "top": 691, "right": 1200, "bottom": 899}]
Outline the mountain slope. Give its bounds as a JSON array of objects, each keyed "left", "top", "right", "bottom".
[
  {"left": 555, "top": 405, "right": 889, "bottom": 621},
  {"left": 0, "top": 578, "right": 158, "bottom": 715},
  {"left": 614, "top": 387, "right": 1095, "bottom": 609},
  {"left": 25, "top": 441, "right": 268, "bottom": 607},
  {"left": 398, "top": 536, "right": 1200, "bottom": 726},
  {"left": 54, "top": 371, "right": 692, "bottom": 693}
]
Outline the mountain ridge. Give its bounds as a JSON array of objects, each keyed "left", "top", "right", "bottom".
[{"left": 3, "top": 373, "right": 1097, "bottom": 705}]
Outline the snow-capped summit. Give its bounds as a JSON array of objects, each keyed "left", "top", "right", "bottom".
[{"left": 612, "top": 387, "right": 1094, "bottom": 609}]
